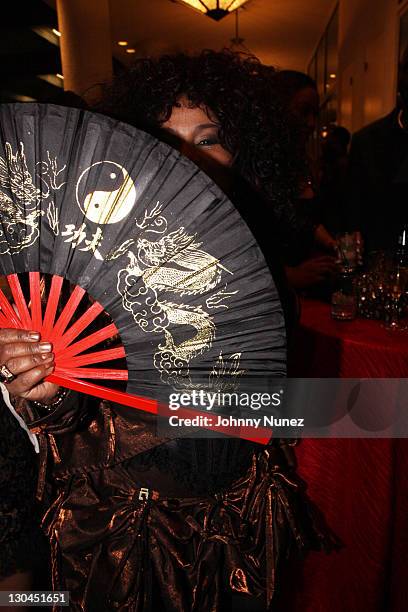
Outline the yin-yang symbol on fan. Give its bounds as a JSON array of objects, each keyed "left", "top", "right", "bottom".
[{"left": 76, "top": 161, "right": 137, "bottom": 224}]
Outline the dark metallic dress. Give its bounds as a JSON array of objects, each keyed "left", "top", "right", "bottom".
[{"left": 12, "top": 393, "right": 336, "bottom": 612}]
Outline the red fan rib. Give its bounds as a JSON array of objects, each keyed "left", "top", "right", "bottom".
[
  {"left": 49, "top": 285, "right": 85, "bottom": 341},
  {"left": 53, "top": 301, "right": 104, "bottom": 353},
  {"left": 47, "top": 373, "right": 158, "bottom": 415},
  {"left": 41, "top": 275, "right": 63, "bottom": 338},
  {"left": 59, "top": 323, "right": 119, "bottom": 359},
  {"left": 0, "top": 289, "right": 21, "bottom": 328},
  {"left": 0, "top": 309, "right": 10, "bottom": 327},
  {"left": 7, "top": 274, "right": 31, "bottom": 329},
  {"left": 55, "top": 366, "right": 128, "bottom": 380},
  {"left": 58, "top": 346, "right": 126, "bottom": 368},
  {"left": 29, "top": 272, "right": 42, "bottom": 332}
]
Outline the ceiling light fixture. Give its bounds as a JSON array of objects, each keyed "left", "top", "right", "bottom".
[
  {"left": 176, "top": 0, "right": 250, "bottom": 21},
  {"left": 38, "top": 74, "right": 64, "bottom": 88},
  {"left": 32, "top": 26, "right": 60, "bottom": 46},
  {"left": 118, "top": 41, "right": 128, "bottom": 46},
  {"left": 126, "top": 48, "right": 136, "bottom": 54},
  {"left": 13, "top": 95, "right": 37, "bottom": 102},
  {"left": 230, "top": 9, "right": 251, "bottom": 54}
]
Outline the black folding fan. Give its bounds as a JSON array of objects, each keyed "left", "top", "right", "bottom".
[{"left": 0, "top": 104, "right": 286, "bottom": 440}]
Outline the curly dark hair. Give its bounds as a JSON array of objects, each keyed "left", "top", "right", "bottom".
[{"left": 100, "top": 49, "right": 302, "bottom": 218}]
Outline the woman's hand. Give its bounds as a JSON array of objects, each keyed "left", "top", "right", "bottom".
[
  {"left": 314, "top": 224, "right": 337, "bottom": 253},
  {"left": 0, "top": 329, "right": 58, "bottom": 402},
  {"left": 286, "top": 256, "right": 338, "bottom": 290}
]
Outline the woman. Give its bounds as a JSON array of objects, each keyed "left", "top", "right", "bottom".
[
  {"left": 0, "top": 51, "right": 335, "bottom": 611},
  {"left": 273, "top": 70, "right": 338, "bottom": 290}
]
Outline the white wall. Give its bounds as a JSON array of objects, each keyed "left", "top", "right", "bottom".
[{"left": 337, "top": 0, "right": 402, "bottom": 133}]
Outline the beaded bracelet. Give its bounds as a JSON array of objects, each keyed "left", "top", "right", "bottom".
[{"left": 30, "top": 388, "right": 69, "bottom": 412}]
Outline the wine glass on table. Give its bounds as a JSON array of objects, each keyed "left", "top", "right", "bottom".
[{"left": 384, "top": 269, "right": 407, "bottom": 331}]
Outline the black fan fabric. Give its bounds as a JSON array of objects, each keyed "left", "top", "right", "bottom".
[{"left": 0, "top": 103, "right": 286, "bottom": 401}]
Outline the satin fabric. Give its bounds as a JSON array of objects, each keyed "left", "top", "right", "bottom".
[
  {"left": 41, "top": 449, "right": 331, "bottom": 612},
  {"left": 11, "top": 395, "right": 336, "bottom": 611}
]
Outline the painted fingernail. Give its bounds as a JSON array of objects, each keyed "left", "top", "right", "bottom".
[
  {"left": 39, "top": 342, "right": 52, "bottom": 352},
  {"left": 41, "top": 353, "right": 54, "bottom": 362},
  {"left": 29, "top": 331, "right": 41, "bottom": 340}
]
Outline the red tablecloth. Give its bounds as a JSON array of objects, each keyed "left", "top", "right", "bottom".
[
  {"left": 290, "top": 299, "right": 408, "bottom": 378},
  {"left": 283, "top": 300, "right": 408, "bottom": 612}
]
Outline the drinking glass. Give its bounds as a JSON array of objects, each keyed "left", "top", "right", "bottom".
[
  {"left": 336, "top": 233, "right": 359, "bottom": 272},
  {"left": 384, "top": 270, "right": 407, "bottom": 331},
  {"left": 331, "top": 272, "right": 357, "bottom": 321}
]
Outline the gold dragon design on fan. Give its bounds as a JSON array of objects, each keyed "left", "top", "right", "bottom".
[
  {"left": 0, "top": 142, "right": 66, "bottom": 254},
  {"left": 112, "top": 201, "right": 241, "bottom": 390}
]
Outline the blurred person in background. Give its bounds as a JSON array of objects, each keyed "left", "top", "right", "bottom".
[
  {"left": 319, "top": 125, "right": 351, "bottom": 236},
  {"left": 0, "top": 50, "right": 337, "bottom": 612},
  {"left": 345, "top": 47, "right": 408, "bottom": 253},
  {"left": 273, "top": 70, "right": 338, "bottom": 290}
]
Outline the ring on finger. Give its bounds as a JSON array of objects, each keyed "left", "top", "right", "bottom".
[{"left": 0, "top": 363, "right": 17, "bottom": 384}]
